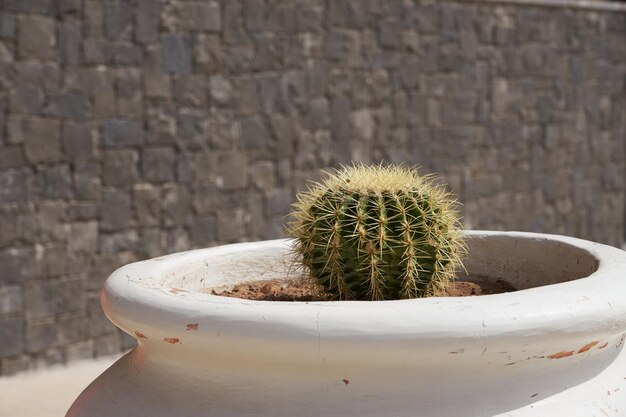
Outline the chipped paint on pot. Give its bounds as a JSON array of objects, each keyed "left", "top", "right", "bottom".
[{"left": 67, "top": 231, "right": 626, "bottom": 417}]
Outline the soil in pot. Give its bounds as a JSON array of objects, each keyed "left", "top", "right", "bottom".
[{"left": 210, "top": 277, "right": 516, "bottom": 301}]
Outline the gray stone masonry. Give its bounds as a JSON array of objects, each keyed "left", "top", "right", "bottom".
[{"left": 0, "top": 0, "right": 625, "bottom": 375}]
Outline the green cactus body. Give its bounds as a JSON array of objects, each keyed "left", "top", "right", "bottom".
[{"left": 289, "top": 165, "right": 465, "bottom": 300}]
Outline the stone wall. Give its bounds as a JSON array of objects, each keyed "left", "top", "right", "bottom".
[{"left": 0, "top": 0, "right": 625, "bottom": 375}]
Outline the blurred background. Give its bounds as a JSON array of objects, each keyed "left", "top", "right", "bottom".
[{"left": 0, "top": 0, "right": 624, "bottom": 381}]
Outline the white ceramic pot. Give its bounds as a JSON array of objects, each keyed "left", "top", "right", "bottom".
[{"left": 67, "top": 231, "right": 626, "bottom": 417}]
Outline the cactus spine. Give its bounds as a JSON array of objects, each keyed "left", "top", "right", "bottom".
[{"left": 288, "top": 165, "right": 465, "bottom": 300}]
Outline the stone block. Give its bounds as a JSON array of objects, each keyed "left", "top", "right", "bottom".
[
  {"left": 146, "top": 102, "right": 176, "bottom": 145},
  {"left": 208, "top": 108, "right": 238, "bottom": 150},
  {"left": 57, "top": 314, "right": 88, "bottom": 345},
  {"left": 22, "top": 119, "right": 61, "bottom": 164},
  {"left": 162, "top": 1, "right": 221, "bottom": 32},
  {"left": 177, "top": 153, "right": 193, "bottom": 183},
  {"left": 350, "top": 109, "right": 375, "bottom": 141},
  {"left": 161, "top": 227, "right": 190, "bottom": 253},
  {"left": 102, "top": 149, "right": 138, "bottom": 188},
  {"left": 99, "top": 230, "right": 138, "bottom": 255},
  {"left": 95, "top": 333, "right": 120, "bottom": 357},
  {"left": 308, "top": 97, "right": 329, "bottom": 130},
  {"left": 232, "top": 76, "right": 258, "bottom": 115},
  {"left": 327, "top": 0, "right": 368, "bottom": 29},
  {"left": 298, "top": 4, "right": 323, "bottom": 32},
  {"left": 6, "top": 117, "right": 23, "bottom": 144},
  {"left": 325, "top": 30, "right": 361, "bottom": 67},
  {"left": 0, "top": 148, "right": 25, "bottom": 170},
  {"left": 268, "top": 114, "right": 294, "bottom": 158},
  {"left": 177, "top": 108, "right": 210, "bottom": 151},
  {"left": 85, "top": 297, "right": 106, "bottom": 335},
  {"left": 0, "top": 169, "right": 35, "bottom": 203},
  {"left": 249, "top": 161, "right": 275, "bottom": 191},
  {"left": 82, "top": 38, "right": 107, "bottom": 65},
  {"left": 141, "top": 147, "right": 176, "bottom": 183},
  {"left": 58, "top": 0, "right": 81, "bottom": 14},
  {"left": 101, "top": 190, "right": 132, "bottom": 231},
  {"left": 217, "top": 152, "right": 248, "bottom": 190},
  {"left": 24, "top": 280, "right": 55, "bottom": 320},
  {"left": 0, "top": 13, "right": 16, "bottom": 39},
  {"left": 25, "top": 318, "right": 55, "bottom": 354},
  {"left": 173, "top": 75, "right": 207, "bottom": 107},
  {"left": 264, "top": 188, "right": 292, "bottom": 217},
  {"left": 379, "top": 20, "right": 402, "bottom": 48},
  {"left": 222, "top": 45, "right": 253, "bottom": 73},
  {"left": 257, "top": 74, "right": 286, "bottom": 114},
  {"left": 282, "top": 71, "right": 308, "bottom": 112},
  {"left": 244, "top": 0, "right": 265, "bottom": 31},
  {"left": 66, "top": 340, "right": 94, "bottom": 361},
  {"left": 136, "top": 0, "right": 159, "bottom": 43},
  {"left": 216, "top": 208, "right": 247, "bottom": 243},
  {"left": 4, "top": 0, "right": 53, "bottom": 13},
  {"left": 84, "top": 1, "right": 103, "bottom": 36},
  {"left": 46, "top": 93, "right": 87, "bottom": 120},
  {"left": 0, "top": 285, "right": 22, "bottom": 315},
  {"left": 0, "top": 247, "right": 35, "bottom": 285},
  {"left": 38, "top": 244, "right": 66, "bottom": 278},
  {"left": 223, "top": 1, "right": 245, "bottom": 44},
  {"left": 86, "top": 68, "right": 116, "bottom": 118},
  {"left": 0, "top": 316, "right": 23, "bottom": 357},
  {"left": 262, "top": 216, "right": 287, "bottom": 240},
  {"left": 134, "top": 184, "right": 161, "bottom": 226},
  {"left": 68, "top": 221, "right": 98, "bottom": 255},
  {"left": 102, "top": 119, "right": 143, "bottom": 147},
  {"left": 59, "top": 19, "right": 81, "bottom": 65},
  {"left": 191, "top": 184, "right": 216, "bottom": 214},
  {"left": 73, "top": 161, "right": 101, "bottom": 200},
  {"left": 67, "top": 202, "right": 99, "bottom": 221},
  {"left": 137, "top": 228, "right": 163, "bottom": 259},
  {"left": 17, "top": 15, "right": 56, "bottom": 60},
  {"left": 265, "top": 3, "right": 297, "bottom": 33},
  {"left": 144, "top": 71, "right": 171, "bottom": 98},
  {"left": 330, "top": 97, "right": 351, "bottom": 142},
  {"left": 105, "top": 3, "right": 132, "bottom": 39},
  {"left": 209, "top": 75, "right": 233, "bottom": 105},
  {"left": 193, "top": 34, "right": 223, "bottom": 73},
  {"left": 62, "top": 122, "right": 97, "bottom": 161},
  {"left": 55, "top": 278, "right": 86, "bottom": 314},
  {"left": 191, "top": 216, "right": 216, "bottom": 246},
  {"left": 162, "top": 184, "right": 190, "bottom": 226},
  {"left": 10, "top": 86, "right": 44, "bottom": 115},
  {"left": 162, "top": 34, "right": 192, "bottom": 74},
  {"left": 37, "top": 164, "right": 73, "bottom": 199},
  {"left": 307, "top": 60, "right": 327, "bottom": 97},
  {"left": 240, "top": 116, "right": 272, "bottom": 150},
  {"left": 37, "top": 201, "right": 68, "bottom": 243}
]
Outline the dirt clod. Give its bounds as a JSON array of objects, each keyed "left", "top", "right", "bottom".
[{"left": 210, "top": 277, "right": 516, "bottom": 301}]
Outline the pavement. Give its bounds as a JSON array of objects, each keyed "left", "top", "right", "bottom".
[{"left": 0, "top": 354, "right": 122, "bottom": 417}]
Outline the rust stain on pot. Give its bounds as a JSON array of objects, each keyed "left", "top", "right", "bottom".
[
  {"left": 598, "top": 342, "right": 609, "bottom": 349},
  {"left": 134, "top": 331, "right": 147, "bottom": 339},
  {"left": 169, "top": 288, "right": 188, "bottom": 294},
  {"left": 547, "top": 350, "right": 574, "bottom": 359},
  {"left": 342, "top": 379, "right": 349, "bottom": 385},
  {"left": 578, "top": 341, "right": 599, "bottom": 353},
  {"left": 186, "top": 323, "right": 199, "bottom": 330},
  {"left": 448, "top": 348, "right": 464, "bottom": 354},
  {"left": 164, "top": 337, "right": 181, "bottom": 344}
]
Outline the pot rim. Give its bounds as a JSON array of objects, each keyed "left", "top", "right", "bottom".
[{"left": 102, "top": 231, "right": 626, "bottom": 344}]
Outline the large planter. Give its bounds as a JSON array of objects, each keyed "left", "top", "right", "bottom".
[{"left": 67, "top": 231, "right": 626, "bottom": 417}]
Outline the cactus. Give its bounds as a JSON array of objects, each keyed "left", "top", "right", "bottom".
[{"left": 288, "top": 164, "right": 465, "bottom": 300}]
